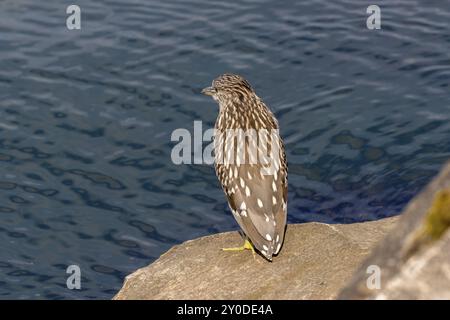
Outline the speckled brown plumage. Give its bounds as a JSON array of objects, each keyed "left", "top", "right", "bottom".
[{"left": 202, "top": 74, "right": 288, "bottom": 261}]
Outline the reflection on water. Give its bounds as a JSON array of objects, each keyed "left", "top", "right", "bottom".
[{"left": 0, "top": 0, "right": 449, "bottom": 299}]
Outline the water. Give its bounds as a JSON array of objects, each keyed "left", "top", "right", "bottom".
[{"left": 0, "top": 0, "right": 449, "bottom": 299}]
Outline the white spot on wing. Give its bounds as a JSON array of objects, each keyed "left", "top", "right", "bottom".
[
  {"left": 266, "top": 234, "right": 272, "bottom": 241},
  {"left": 240, "top": 202, "right": 246, "bottom": 210},
  {"left": 245, "top": 186, "right": 251, "bottom": 197},
  {"left": 257, "top": 198, "right": 263, "bottom": 208}
]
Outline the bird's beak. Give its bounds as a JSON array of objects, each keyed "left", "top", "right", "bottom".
[{"left": 201, "top": 86, "right": 215, "bottom": 96}]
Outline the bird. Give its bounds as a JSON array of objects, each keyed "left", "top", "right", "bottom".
[{"left": 202, "top": 73, "right": 288, "bottom": 261}]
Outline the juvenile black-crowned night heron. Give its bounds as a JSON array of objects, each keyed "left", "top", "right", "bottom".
[{"left": 202, "top": 74, "right": 288, "bottom": 261}]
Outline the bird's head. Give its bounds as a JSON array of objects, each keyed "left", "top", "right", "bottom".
[{"left": 202, "top": 73, "right": 255, "bottom": 105}]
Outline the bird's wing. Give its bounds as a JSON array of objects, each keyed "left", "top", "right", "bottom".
[{"left": 217, "top": 132, "right": 288, "bottom": 259}]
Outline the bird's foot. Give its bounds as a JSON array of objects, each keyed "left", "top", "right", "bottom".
[{"left": 222, "top": 239, "right": 256, "bottom": 259}]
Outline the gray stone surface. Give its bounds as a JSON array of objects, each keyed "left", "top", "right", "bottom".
[
  {"left": 339, "top": 161, "right": 450, "bottom": 299},
  {"left": 371, "top": 232, "right": 450, "bottom": 299},
  {"left": 114, "top": 217, "right": 398, "bottom": 300}
]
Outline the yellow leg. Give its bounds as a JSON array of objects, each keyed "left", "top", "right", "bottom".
[{"left": 222, "top": 239, "right": 256, "bottom": 258}]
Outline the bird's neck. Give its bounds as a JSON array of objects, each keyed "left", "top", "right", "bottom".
[{"left": 215, "top": 95, "right": 277, "bottom": 131}]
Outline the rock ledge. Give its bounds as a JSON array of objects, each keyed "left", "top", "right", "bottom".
[{"left": 114, "top": 217, "right": 398, "bottom": 300}]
